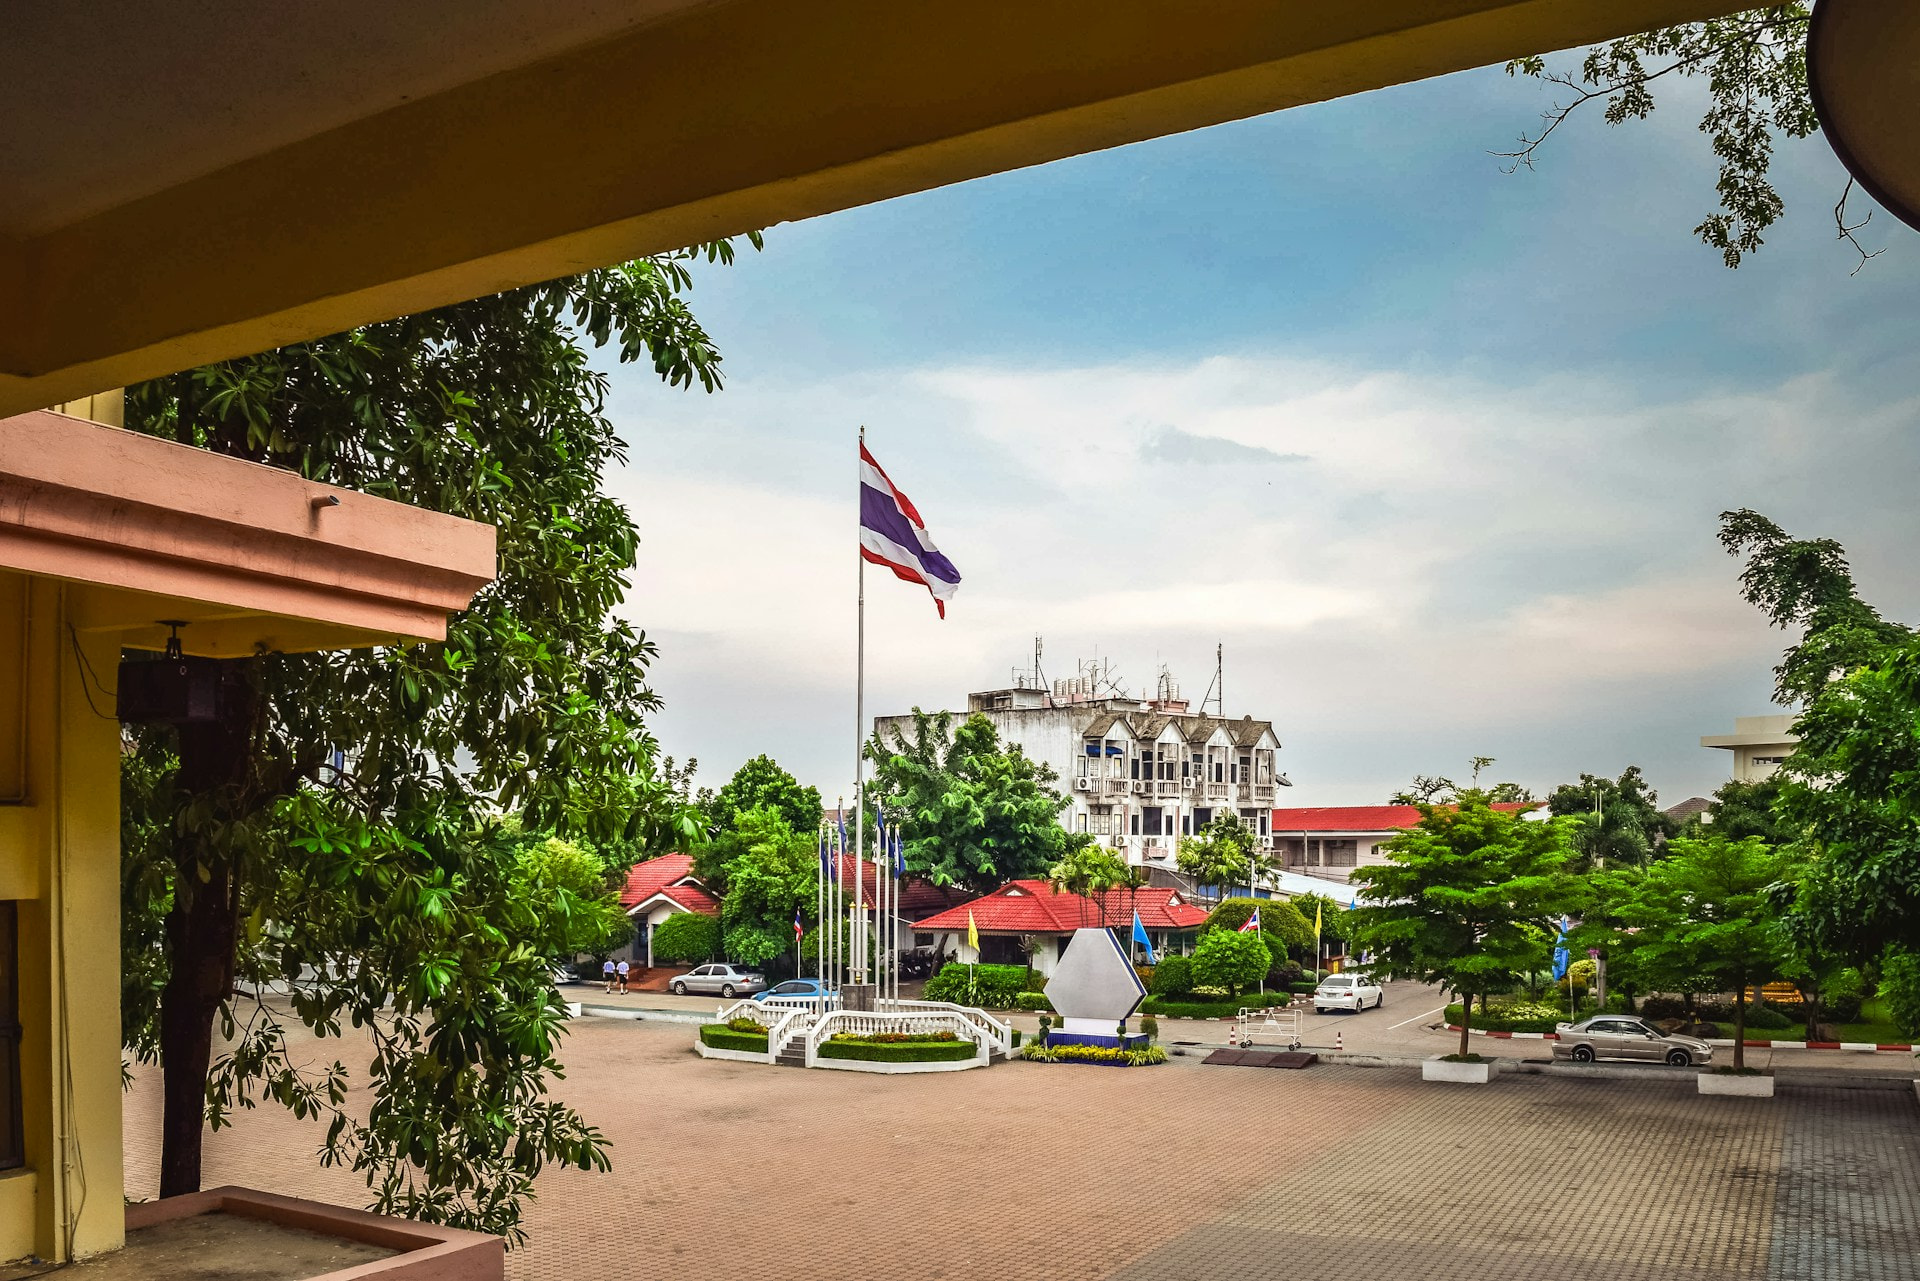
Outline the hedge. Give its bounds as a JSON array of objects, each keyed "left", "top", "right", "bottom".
[
  {"left": 923, "top": 962, "right": 1032, "bottom": 1009},
  {"left": 819, "top": 1039, "right": 978, "bottom": 1063},
  {"left": 1150, "top": 954, "right": 1193, "bottom": 997},
  {"left": 699, "top": 1024, "right": 770, "bottom": 1052},
  {"left": 1141, "top": 991, "right": 1294, "bottom": 1020},
  {"left": 653, "top": 911, "right": 722, "bottom": 963},
  {"left": 1442, "top": 1001, "right": 1564, "bottom": 1034}
]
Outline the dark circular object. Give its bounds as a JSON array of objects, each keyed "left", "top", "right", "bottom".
[
  {"left": 1666, "top": 1048, "right": 1692, "bottom": 1067},
  {"left": 1809, "top": 0, "right": 1920, "bottom": 233},
  {"left": 1572, "top": 1044, "right": 1595, "bottom": 1063}
]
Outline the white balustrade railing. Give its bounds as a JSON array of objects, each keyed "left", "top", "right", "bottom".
[
  {"left": 878, "top": 998, "right": 1014, "bottom": 1056},
  {"left": 712, "top": 999, "right": 817, "bottom": 1059},
  {"left": 803, "top": 1009, "right": 989, "bottom": 1068}
]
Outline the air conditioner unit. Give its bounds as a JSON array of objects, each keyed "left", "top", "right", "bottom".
[
  {"left": 1073, "top": 777, "right": 1092, "bottom": 792},
  {"left": 1182, "top": 777, "right": 1196, "bottom": 790},
  {"left": 1130, "top": 780, "right": 1145, "bottom": 794},
  {"left": 1109, "top": 835, "right": 1127, "bottom": 849}
]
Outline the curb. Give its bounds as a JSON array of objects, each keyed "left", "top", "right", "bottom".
[
  {"left": 578, "top": 1003, "right": 715, "bottom": 1026},
  {"left": 1444, "top": 1024, "right": 1915, "bottom": 1054}
]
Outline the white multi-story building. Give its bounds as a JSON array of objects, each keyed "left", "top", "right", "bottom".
[
  {"left": 1701, "top": 714, "right": 1799, "bottom": 783},
  {"left": 874, "top": 673, "right": 1284, "bottom": 870}
]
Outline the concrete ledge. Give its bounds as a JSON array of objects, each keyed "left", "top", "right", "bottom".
[
  {"left": 809, "top": 1054, "right": 986, "bottom": 1074},
  {"left": 578, "top": 1004, "right": 712, "bottom": 1026},
  {"left": 1699, "top": 1072, "right": 1776, "bottom": 1098},
  {"left": 691, "top": 1041, "right": 771, "bottom": 1065},
  {"left": 126, "top": 1185, "right": 503, "bottom": 1280},
  {"left": 1423, "top": 1056, "right": 1495, "bottom": 1084}
]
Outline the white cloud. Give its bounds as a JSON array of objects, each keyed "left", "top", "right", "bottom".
[{"left": 606, "top": 352, "right": 1917, "bottom": 805}]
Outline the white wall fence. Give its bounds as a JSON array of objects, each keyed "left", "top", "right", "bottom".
[{"left": 712, "top": 995, "right": 1012, "bottom": 1069}]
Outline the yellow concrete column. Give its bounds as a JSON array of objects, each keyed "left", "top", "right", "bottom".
[{"left": 0, "top": 577, "right": 125, "bottom": 1263}]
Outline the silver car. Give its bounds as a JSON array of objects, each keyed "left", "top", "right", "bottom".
[
  {"left": 1553, "top": 1015, "right": 1713, "bottom": 1067},
  {"left": 670, "top": 963, "right": 766, "bottom": 998}
]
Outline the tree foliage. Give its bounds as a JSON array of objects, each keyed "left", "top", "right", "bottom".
[
  {"left": 708, "top": 806, "right": 818, "bottom": 969},
  {"left": 1612, "top": 835, "right": 1792, "bottom": 1068},
  {"left": 1546, "top": 766, "right": 1676, "bottom": 867},
  {"left": 1390, "top": 759, "right": 1533, "bottom": 805},
  {"left": 1706, "top": 777, "right": 1791, "bottom": 846},
  {"left": 1190, "top": 928, "right": 1271, "bottom": 998},
  {"left": 650, "top": 911, "right": 722, "bottom": 964},
  {"left": 504, "top": 829, "right": 634, "bottom": 959},
  {"left": 866, "top": 710, "right": 1076, "bottom": 893},
  {"left": 1502, "top": 6, "right": 1886, "bottom": 270},
  {"left": 1175, "top": 813, "right": 1257, "bottom": 899},
  {"left": 1350, "top": 793, "right": 1580, "bottom": 1056},
  {"left": 1201, "top": 896, "right": 1313, "bottom": 955},
  {"left": 704, "top": 755, "right": 822, "bottom": 845},
  {"left": 120, "top": 242, "right": 746, "bottom": 1237}
]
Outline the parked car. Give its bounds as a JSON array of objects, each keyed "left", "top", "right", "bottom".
[
  {"left": 753, "top": 978, "right": 837, "bottom": 1006},
  {"left": 1552, "top": 1015, "right": 1713, "bottom": 1066},
  {"left": 1313, "top": 973, "right": 1383, "bottom": 1013},
  {"left": 671, "top": 964, "right": 767, "bottom": 998}
]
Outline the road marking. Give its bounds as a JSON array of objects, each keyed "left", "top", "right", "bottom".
[{"left": 1387, "top": 1005, "right": 1445, "bottom": 1031}]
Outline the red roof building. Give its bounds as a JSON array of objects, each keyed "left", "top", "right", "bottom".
[
  {"left": 1269, "top": 803, "right": 1537, "bottom": 886},
  {"left": 618, "top": 853, "right": 718, "bottom": 916},
  {"left": 912, "top": 880, "right": 1208, "bottom": 973}
]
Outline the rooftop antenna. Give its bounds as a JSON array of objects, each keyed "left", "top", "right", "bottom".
[{"left": 1197, "top": 641, "right": 1224, "bottom": 717}]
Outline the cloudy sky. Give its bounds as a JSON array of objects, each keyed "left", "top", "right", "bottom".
[{"left": 600, "top": 53, "right": 1920, "bottom": 808}]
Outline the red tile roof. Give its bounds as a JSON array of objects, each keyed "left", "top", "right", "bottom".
[
  {"left": 619, "top": 853, "right": 716, "bottom": 914},
  {"left": 913, "top": 880, "right": 1208, "bottom": 935},
  {"left": 1269, "top": 803, "right": 1536, "bottom": 833},
  {"left": 826, "top": 854, "right": 970, "bottom": 919}
]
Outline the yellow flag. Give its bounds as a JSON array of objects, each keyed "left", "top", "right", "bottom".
[
  {"left": 967, "top": 910, "right": 979, "bottom": 953},
  {"left": 1314, "top": 901, "right": 1322, "bottom": 938}
]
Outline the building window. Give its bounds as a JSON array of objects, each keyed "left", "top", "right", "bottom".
[
  {"left": 1130, "top": 812, "right": 1141, "bottom": 836},
  {"left": 1325, "top": 840, "right": 1358, "bottom": 868},
  {"left": 0, "top": 903, "right": 19, "bottom": 1171}
]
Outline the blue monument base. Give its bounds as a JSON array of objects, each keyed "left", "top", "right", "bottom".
[{"left": 1044, "top": 1031, "right": 1150, "bottom": 1051}]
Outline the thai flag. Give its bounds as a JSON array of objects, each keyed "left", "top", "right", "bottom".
[
  {"left": 794, "top": 908, "right": 805, "bottom": 941},
  {"left": 860, "top": 443, "right": 961, "bottom": 617},
  {"left": 1238, "top": 907, "right": 1262, "bottom": 934}
]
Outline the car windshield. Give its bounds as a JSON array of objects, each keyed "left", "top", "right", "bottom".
[{"left": 1321, "top": 977, "right": 1350, "bottom": 988}]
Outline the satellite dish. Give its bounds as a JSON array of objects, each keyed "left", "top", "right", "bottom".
[{"left": 1809, "top": 0, "right": 1920, "bottom": 232}]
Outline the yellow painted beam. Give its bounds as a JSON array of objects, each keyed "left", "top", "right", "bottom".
[{"left": 0, "top": 0, "right": 1750, "bottom": 413}]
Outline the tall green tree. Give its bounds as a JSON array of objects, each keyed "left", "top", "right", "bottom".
[
  {"left": 709, "top": 806, "right": 818, "bottom": 970},
  {"left": 1706, "top": 777, "right": 1791, "bottom": 846},
  {"left": 1350, "top": 793, "right": 1581, "bottom": 1057},
  {"left": 1175, "top": 812, "right": 1257, "bottom": 901},
  {"left": 1502, "top": 7, "right": 1893, "bottom": 271},
  {"left": 1616, "top": 835, "right": 1792, "bottom": 1069},
  {"left": 121, "top": 244, "right": 742, "bottom": 1235},
  {"left": 866, "top": 710, "right": 1074, "bottom": 893},
  {"left": 1546, "top": 766, "right": 1676, "bottom": 867},
  {"left": 503, "top": 829, "right": 634, "bottom": 959},
  {"left": 1390, "top": 759, "right": 1533, "bottom": 805},
  {"left": 704, "top": 755, "right": 823, "bottom": 842}
]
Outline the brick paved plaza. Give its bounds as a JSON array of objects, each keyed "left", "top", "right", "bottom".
[{"left": 124, "top": 1014, "right": 1920, "bottom": 1281}]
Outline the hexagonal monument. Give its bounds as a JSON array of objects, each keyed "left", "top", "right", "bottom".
[{"left": 1049, "top": 927, "right": 1148, "bottom": 1044}]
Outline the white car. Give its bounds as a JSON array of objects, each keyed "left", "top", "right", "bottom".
[{"left": 1313, "top": 973, "right": 1383, "bottom": 1013}]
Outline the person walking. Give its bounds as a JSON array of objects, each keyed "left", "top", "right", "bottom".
[
  {"left": 602, "top": 957, "right": 616, "bottom": 994},
  {"left": 616, "top": 958, "right": 630, "bottom": 995}
]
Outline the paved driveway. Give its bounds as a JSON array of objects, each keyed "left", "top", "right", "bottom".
[{"left": 125, "top": 1011, "right": 1920, "bottom": 1281}]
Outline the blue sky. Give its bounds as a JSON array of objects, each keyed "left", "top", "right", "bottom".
[{"left": 603, "top": 57, "right": 1920, "bottom": 807}]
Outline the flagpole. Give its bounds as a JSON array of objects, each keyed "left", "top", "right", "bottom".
[{"left": 854, "top": 426, "right": 868, "bottom": 992}]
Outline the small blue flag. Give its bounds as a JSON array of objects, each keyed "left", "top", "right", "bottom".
[
  {"left": 892, "top": 827, "right": 906, "bottom": 879},
  {"left": 1132, "top": 910, "right": 1157, "bottom": 965},
  {"left": 1551, "top": 915, "right": 1570, "bottom": 982}
]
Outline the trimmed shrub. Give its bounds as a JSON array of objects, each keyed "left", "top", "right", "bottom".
[
  {"left": 1140, "top": 1015, "right": 1159, "bottom": 1042},
  {"left": 1288, "top": 982, "right": 1319, "bottom": 995},
  {"left": 924, "top": 962, "right": 1028, "bottom": 1008},
  {"left": 1822, "top": 969, "right": 1869, "bottom": 1023},
  {"left": 653, "top": 912, "right": 722, "bottom": 963},
  {"left": 699, "top": 1024, "right": 769, "bottom": 1053},
  {"left": 828, "top": 1031, "right": 959, "bottom": 1044},
  {"left": 1020, "top": 1042, "right": 1167, "bottom": 1066},
  {"left": 1442, "top": 999, "right": 1565, "bottom": 1034},
  {"left": 1149, "top": 954, "right": 1194, "bottom": 997},
  {"left": 1141, "top": 991, "right": 1292, "bottom": 1020},
  {"left": 725, "top": 1017, "right": 765, "bottom": 1033},
  {"left": 819, "top": 1038, "right": 977, "bottom": 1063},
  {"left": 1745, "top": 1003, "right": 1794, "bottom": 1031},
  {"left": 1192, "top": 929, "right": 1272, "bottom": 997},
  {"left": 1012, "top": 991, "right": 1054, "bottom": 1012}
]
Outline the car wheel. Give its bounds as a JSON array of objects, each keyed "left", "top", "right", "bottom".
[
  {"left": 671, "top": 981, "right": 687, "bottom": 996},
  {"left": 1666, "top": 1049, "right": 1692, "bottom": 1067},
  {"left": 1571, "top": 1045, "right": 1594, "bottom": 1063},
  {"left": 721, "top": 984, "right": 736, "bottom": 998}
]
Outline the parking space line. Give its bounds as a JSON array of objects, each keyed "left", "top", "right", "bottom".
[{"left": 1387, "top": 1005, "right": 1444, "bottom": 1031}]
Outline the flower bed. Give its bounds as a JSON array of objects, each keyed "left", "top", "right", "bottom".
[
  {"left": 1020, "top": 1042, "right": 1167, "bottom": 1067},
  {"left": 700, "top": 1024, "right": 770, "bottom": 1053},
  {"left": 1442, "top": 1001, "right": 1566, "bottom": 1035},
  {"left": 818, "top": 1036, "right": 977, "bottom": 1063}
]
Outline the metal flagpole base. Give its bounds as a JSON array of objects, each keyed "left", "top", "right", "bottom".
[{"left": 841, "top": 983, "right": 878, "bottom": 1011}]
